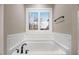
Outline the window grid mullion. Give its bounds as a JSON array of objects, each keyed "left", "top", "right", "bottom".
[{"left": 38, "top": 11, "right": 40, "bottom": 31}]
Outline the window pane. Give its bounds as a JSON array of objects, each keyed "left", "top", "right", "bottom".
[
  {"left": 40, "top": 12, "right": 49, "bottom": 30},
  {"left": 29, "top": 12, "right": 38, "bottom": 30}
]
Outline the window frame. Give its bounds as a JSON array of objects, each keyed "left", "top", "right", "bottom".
[{"left": 26, "top": 8, "right": 53, "bottom": 33}]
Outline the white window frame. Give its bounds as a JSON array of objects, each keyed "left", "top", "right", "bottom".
[{"left": 26, "top": 8, "right": 52, "bottom": 33}]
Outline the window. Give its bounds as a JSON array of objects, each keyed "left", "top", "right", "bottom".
[
  {"left": 40, "top": 12, "right": 49, "bottom": 30},
  {"left": 29, "top": 12, "right": 38, "bottom": 30},
  {"left": 26, "top": 8, "right": 52, "bottom": 32}
]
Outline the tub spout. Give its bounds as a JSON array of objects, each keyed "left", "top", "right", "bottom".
[{"left": 21, "top": 43, "right": 27, "bottom": 54}]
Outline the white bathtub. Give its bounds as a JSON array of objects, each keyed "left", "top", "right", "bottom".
[{"left": 7, "top": 32, "right": 71, "bottom": 55}]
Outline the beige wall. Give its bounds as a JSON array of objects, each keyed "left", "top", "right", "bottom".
[
  {"left": 24, "top": 4, "right": 54, "bottom": 8},
  {"left": 54, "top": 4, "right": 78, "bottom": 54},
  {"left": 4, "top": 4, "right": 25, "bottom": 35},
  {"left": 0, "top": 5, "right": 4, "bottom": 54},
  {"left": 53, "top": 4, "right": 73, "bottom": 33},
  {"left": 71, "top": 5, "right": 78, "bottom": 54}
]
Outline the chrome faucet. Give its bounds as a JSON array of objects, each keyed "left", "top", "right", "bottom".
[{"left": 21, "top": 43, "right": 27, "bottom": 53}]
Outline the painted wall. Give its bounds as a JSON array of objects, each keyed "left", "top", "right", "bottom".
[
  {"left": 0, "top": 5, "right": 4, "bottom": 54},
  {"left": 77, "top": 8, "right": 79, "bottom": 52},
  {"left": 4, "top": 4, "right": 25, "bottom": 35},
  {"left": 71, "top": 5, "right": 78, "bottom": 55},
  {"left": 53, "top": 4, "right": 73, "bottom": 33},
  {"left": 77, "top": 5, "right": 79, "bottom": 54}
]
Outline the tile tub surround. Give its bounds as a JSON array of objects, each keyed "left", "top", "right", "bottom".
[{"left": 7, "top": 32, "right": 71, "bottom": 55}]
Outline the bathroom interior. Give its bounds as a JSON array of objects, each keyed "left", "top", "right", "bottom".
[{"left": 0, "top": 4, "right": 79, "bottom": 55}]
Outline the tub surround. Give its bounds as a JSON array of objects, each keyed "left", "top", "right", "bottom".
[{"left": 7, "top": 32, "right": 71, "bottom": 55}]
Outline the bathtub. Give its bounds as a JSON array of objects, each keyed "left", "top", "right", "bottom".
[{"left": 7, "top": 32, "right": 71, "bottom": 55}]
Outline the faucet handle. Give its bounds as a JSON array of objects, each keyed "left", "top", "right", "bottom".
[
  {"left": 25, "top": 50, "right": 29, "bottom": 54},
  {"left": 16, "top": 49, "right": 19, "bottom": 53}
]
